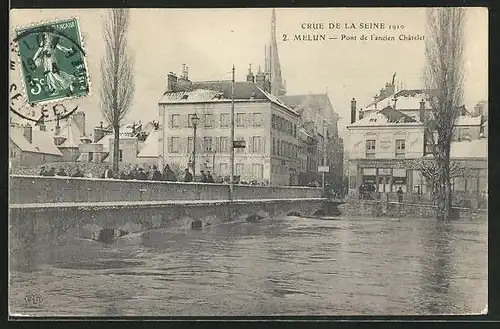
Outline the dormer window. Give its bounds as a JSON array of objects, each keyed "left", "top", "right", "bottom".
[
  {"left": 369, "top": 118, "right": 377, "bottom": 123},
  {"left": 181, "top": 94, "right": 189, "bottom": 100}
]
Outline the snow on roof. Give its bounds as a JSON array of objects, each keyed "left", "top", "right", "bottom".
[
  {"left": 137, "top": 130, "right": 159, "bottom": 158},
  {"left": 32, "top": 130, "right": 63, "bottom": 156},
  {"left": 450, "top": 139, "right": 487, "bottom": 159},
  {"left": 349, "top": 106, "right": 422, "bottom": 128},
  {"left": 455, "top": 115, "right": 482, "bottom": 126},
  {"left": 159, "top": 89, "right": 222, "bottom": 103},
  {"left": 361, "top": 89, "right": 432, "bottom": 112},
  {"left": 10, "top": 130, "right": 39, "bottom": 153}
]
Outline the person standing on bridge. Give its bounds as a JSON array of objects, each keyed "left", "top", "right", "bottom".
[
  {"left": 151, "top": 165, "right": 163, "bottom": 181},
  {"left": 206, "top": 171, "right": 215, "bottom": 183},
  {"left": 101, "top": 165, "right": 113, "bottom": 179},
  {"left": 163, "top": 164, "right": 177, "bottom": 182},
  {"left": 183, "top": 168, "right": 193, "bottom": 182}
]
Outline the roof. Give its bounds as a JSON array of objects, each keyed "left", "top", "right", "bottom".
[
  {"left": 159, "top": 80, "right": 298, "bottom": 115},
  {"left": 362, "top": 89, "right": 432, "bottom": 112},
  {"left": 450, "top": 139, "right": 487, "bottom": 159},
  {"left": 348, "top": 106, "right": 422, "bottom": 128},
  {"left": 10, "top": 130, "right": 39, "bottom": 153},
  {"left": 32, "top": 129, "right": 63, "bottom": 156},
  {"left": 455, "top": 115, "right": 482, "bottom": 126},
  {"left": 137, "top": 130, "right": 159, "bottom": 158}
]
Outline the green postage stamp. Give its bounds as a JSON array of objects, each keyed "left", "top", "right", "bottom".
[{"left": 14, "top": 18, "right": 90, "bottom": 104}]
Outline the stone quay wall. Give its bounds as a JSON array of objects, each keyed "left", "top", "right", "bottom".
[
  {"left": 340, "top": 200, "right": 478, "bottom": 221},
  {"left": 9, "top": 175, "right": 323, "bottom": 204}
]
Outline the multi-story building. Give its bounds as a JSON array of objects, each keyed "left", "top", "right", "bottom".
[
  {"left": 279, "top": 93, "right": 344, "bottom": 189},
  {"left": 347, "top": 77, "right": 488, "bottom": 202},
  {"left": 346, "top": 102, "right": 425, "bottom": 194},
  {"left": 158, "top": 66, "right": 300, "bottom": 185}
]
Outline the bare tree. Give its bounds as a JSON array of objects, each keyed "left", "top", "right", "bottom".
[
  {"left": 424, "top": 8, "right": 465, "bottom": 220},
  {"left": 99, "top": 8, "right": 135, "bottom": 175},
  {"left": 403, "top": 158, "right": 470, "bottom": 199}
]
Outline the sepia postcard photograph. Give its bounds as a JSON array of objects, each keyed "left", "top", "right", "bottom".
[{"left": 8, "top": 7, "right": 488, "bottom": 317}]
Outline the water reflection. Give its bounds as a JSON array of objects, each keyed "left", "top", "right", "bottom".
[{"left": 9, "top": 216, "right": 487, "bottom": 316}]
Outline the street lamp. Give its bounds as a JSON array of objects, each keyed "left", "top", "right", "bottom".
[{"left": 191, "top": 113, "right": 200, "bottom": 178}]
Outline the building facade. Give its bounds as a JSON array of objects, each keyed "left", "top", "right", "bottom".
[{"left": 158, "top": 68, "right": 300, "bottom": 185}]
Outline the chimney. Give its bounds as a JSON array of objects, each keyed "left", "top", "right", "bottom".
[
  {"left": 23, "top": 124, "right": 32, "bottom": 143},
  {"left": 55, "top": 122, "right": 61, "bottom": 135},
  {"left": 350, "top": 98, "right": 357, "bottom": 124},
  {"left": 166, "top": 72, "right": 178, "bottom": 92},
  {"left": 255, "top": 68, "right": 269, "bottom": 93},
  {"left": 100, "top": 121, "right": 103, "bottom": 128},
  {"left": 246, "top": 63, "right": 255, "bottom": 82},
  {"left": 419, "top": 99, "right": 426, "bottom": 123},
  {"left": 359, "top": 110, "right": 364, "bottom": 120},
  {"left": 73, "top": 111, "right": 86, "bottom": 136}
]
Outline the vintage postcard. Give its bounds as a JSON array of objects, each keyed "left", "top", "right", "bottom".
[{"left": 9, "top": 7, "right": 487, "bottom": 317}]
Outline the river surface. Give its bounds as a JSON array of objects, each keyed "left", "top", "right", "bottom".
[{"left": 9, "top": 216, "right": 487, "bottom": 316}]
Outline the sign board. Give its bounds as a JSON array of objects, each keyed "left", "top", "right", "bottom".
[
  {"left": 318, "top": 166, "right": 330, "bottom": 172},
  {"left": 233, "top": 140, "right": 246, "bottom": 148}
]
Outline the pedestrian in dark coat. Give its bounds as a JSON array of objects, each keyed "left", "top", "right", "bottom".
[
  {"left": 56, "top": 167, "right": 68, "bottom": 176},
  {"left": 199, "top": 170, "right": 208, "bottom": 183},
  {"left": 46, "top": 167, "right": 56, "bottom": 176},
  {"left": 151, "top": 165, "right": 163, "bottom": 181},
  {"left": 183, "top": 168, "right": 193, "bottom": 182},
  {"left": 72, "top": 166, "right": 84, "bottom": 177},
  {"left": 397, "top": 187, "right": 404, "bottom": 203},
  {"left": 101, "top": 165, "right": 113, "bottom": 179},
  {"left": 136, "top": 168, "right": 147, "bottom": 180},
  {"left": 39, "top": 166, "right": 48, "bottom": 176},
  {"left": 163, "top": 164, "right": 177, "bottom": 182},
  {"left": 206, "top": 171, "right": 215, "bottom": 183}
]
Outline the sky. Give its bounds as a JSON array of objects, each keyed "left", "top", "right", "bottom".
[{"left": 10, "top": 8, "right": 488, "bottom": 139}]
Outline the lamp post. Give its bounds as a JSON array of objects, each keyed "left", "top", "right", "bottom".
[{"left": 191, "top": 113, "right": 200, "bottom": 178}]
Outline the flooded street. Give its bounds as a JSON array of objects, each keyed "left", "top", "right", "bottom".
[{"left": 9, "top": 216, "right": 487, "bottom": 316}]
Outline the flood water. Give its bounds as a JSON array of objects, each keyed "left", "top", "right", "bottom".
[{"left": 9, "top": 216, "right": 487, "bottom": 316}]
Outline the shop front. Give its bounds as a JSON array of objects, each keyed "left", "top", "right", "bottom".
[{"left": 357, "top": 159, "right": 412, "bottom": 193}]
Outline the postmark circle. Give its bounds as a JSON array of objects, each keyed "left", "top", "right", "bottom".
[{"left": 10, "top": 18, "right": 90, "bottom": 123}]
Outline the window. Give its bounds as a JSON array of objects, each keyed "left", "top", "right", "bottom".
[
  {"left": 204, "top": 114, "right": 213, "bottom": 128},
  {"left": 252, "top": 164, "right": 263, "bottom": 180},
  {"left": 366, "top": 139, "right": 376, "bottom": 158},
  {"left": 10, "top": 148, "right": 16, "bottom": 158},
  {"left": 236, "top": 137, "right": 245, "bottom": 153},
  {"left": 170, "top": 114, "right": 179, "bottom": 128},
  {"left": 251, "top": 136, "right": 263, "bottom": 153},
  {"left": 236, "top": 113, "right": 245, "bottom": 127},
  {"left": 236, "top": 163, "right": 244, "bottom": 175},
  {"left": 272, "top": 138, "right": 276, "bottom": 155},
  {"left": 272, "top": 114, "right": 277, "bottom": 129},
  {"left": 187, "top": 137, "right": 194, "bottom": 153},
  {"left": 88, "top": 152, "right": 94, "bottom": 162},
  {"left": 395, "top": 139, "right": 406, "bottom": 158},
  {"left": 253, "top": 113, "right": 263, "bottom": 127},
  {"left": 203, "top": 137, "right": 213, "bottom": 152},
  {"left": 170, "top": 137, "right": 180, "bottom": 153},
  {"left": 119, "top": 149, "right": 123, "bottom": 161},
  {"left": 187, "top": 114, "right": 198, "bottom": 127},
  {"left": 220, "top": 113, "right": 229, "bottom": 127},
  {"left": 219, "top": 137, "right": 229, "bottom": 152},
  {"left": 219, "top": 163, "right": 229, "bottom": 175}
]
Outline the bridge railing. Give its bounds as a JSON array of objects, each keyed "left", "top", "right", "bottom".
[{"left": 9, "top": 175, "right": 323, "bottom": 204}]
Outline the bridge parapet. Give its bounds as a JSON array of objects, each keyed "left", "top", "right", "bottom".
[{"left": 9, "top": 175, "right": 323, "bottom": 204}]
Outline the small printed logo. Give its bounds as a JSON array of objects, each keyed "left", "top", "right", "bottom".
[{"left": 24, "top": 293, "right": 44, "bottom": 305}]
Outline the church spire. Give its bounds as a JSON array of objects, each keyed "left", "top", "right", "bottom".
[{"left": 264, "top": 8, "right": 286, "bottom": 96}]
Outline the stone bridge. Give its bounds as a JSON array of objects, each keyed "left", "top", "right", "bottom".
[{"left": 9, "top": 175, "right": 342, "bottom": 245}]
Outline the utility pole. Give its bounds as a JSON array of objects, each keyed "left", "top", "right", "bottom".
[{"left": 229, "top": 64, "right": 235, "bottom": 201}]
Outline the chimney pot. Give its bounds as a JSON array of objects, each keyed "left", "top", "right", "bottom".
[
  {"left": 350, "top": 98, "right": 357, "bottom": 124},
  {"left": 419, "top": 99, "right": 426, "bottom": 123}
]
